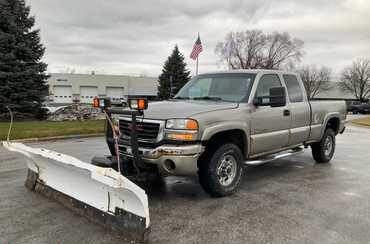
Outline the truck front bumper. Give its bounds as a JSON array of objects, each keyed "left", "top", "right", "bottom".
[{"left": 120, "top": 144, "right": 205, "bottom": 176}]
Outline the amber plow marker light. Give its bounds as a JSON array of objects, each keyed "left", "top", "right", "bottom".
[
  {"left": 93, "top": 97, "right": 112, "bottom": 109},
  {"left": 129, "top": 98, "right": 148, "bottom": 111},
  {"left": 93, "top": 97, "right": 100, "bottom": 108}
]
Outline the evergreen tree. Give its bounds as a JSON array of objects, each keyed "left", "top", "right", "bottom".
[
  {"left": 158, "top": 45, "right": 191, "bottom": 99},
  {"left": 0, "top": 0, "right": 49, "bottom": 120}
]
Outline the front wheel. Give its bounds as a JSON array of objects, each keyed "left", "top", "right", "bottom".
[
  {"left": 198, "top": 143, "right": 244, "bottom": 197},
  {"left": 311, "top": 128, "right": 336, "bottom": 163}
]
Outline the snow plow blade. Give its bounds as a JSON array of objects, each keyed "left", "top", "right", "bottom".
[{"left": 2, "top": 141, "right": 150, "bottom": 243}]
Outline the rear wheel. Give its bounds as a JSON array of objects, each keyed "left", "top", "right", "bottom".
[
  {"left": 311, "top": 128, "right": 336, "bottom": 163},
  {"left": 198, "top": 143, "right": 244, "bottom": 197}
]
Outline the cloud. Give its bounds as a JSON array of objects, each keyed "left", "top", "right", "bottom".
[{"left": 26, "top": 0, "right": 370, "bottom": 78}]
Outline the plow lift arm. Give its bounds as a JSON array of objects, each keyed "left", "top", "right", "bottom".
[
  {"left": 96, "top": 97, "right": 148, "bottom": 173},
  {"left": 2, "top": 97, "right": 151, "bottom": 243}
]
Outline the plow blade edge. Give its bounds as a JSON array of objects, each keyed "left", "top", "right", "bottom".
[{"left": 2, "top": 142, "right": 150, "bottom": 243}]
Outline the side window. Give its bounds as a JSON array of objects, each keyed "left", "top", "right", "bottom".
[
  {"left": 256, "top": 74, "right": 282, "bottom": 97},
  {"left": 283, "top": 75, "right": 304, "bottom": 103}
]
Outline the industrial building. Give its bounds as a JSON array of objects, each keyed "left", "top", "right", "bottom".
[
  {"left": 46, "top": 73, "right": 361, "bottom": 106},
  {"left": 47, "top": 73, "right": 158, "bottom": 105}
]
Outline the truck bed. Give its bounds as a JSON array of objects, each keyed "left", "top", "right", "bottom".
[{"left": 308, "top": 100, "right": 346, "bottom": 141}]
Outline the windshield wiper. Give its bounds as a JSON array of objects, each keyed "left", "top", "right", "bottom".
[
  {"left": 174, "top": 96, "right": 190, "bottom": 100},
  {"left": 193, "top": 96, "right": 222, "bottom": 101}
]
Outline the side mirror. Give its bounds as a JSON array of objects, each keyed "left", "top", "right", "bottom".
[{"left": 254, "top": 87, "right": 286, "bottom": 107}]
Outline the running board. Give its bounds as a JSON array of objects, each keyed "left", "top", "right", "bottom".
[{"left": 244, "top": 147, "right": 304, "bottom": 166}]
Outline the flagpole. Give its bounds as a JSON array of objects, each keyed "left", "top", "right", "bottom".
[
  {"left": 228, "top": 56, "right": 231, "bottom": 70},
  {"left": 196, "top": 56, "right": 199, "bottom": 75},
  {"left": 196, "top": 32, "right": 199, "bottom": 75}
]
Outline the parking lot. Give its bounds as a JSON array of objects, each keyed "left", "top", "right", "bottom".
[{"left": 1, "top": 123, "right": 370, "bottom": 244}]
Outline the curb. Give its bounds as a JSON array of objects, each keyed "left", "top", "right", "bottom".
[{"left": 11, "top": 133, "right": 105, "bottom": 143}]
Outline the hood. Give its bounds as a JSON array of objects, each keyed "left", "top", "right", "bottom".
[{"left": 141, "top": 100, "right": 238, "bottom": 120}]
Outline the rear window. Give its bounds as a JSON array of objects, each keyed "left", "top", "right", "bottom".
[{"left": 283, "top": 75, "right": 304, "bottom": 103}]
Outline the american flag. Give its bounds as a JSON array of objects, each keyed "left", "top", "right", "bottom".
[{"left": 190, "top": 35, "right": 203, "bottom": 60}]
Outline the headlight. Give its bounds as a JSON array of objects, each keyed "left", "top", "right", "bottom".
[
  {"left": 165, "top": 119, "right": 198, "bottom": 141},
  {"left": 165, "top": 119, "right": 199, "bottom": 130}
]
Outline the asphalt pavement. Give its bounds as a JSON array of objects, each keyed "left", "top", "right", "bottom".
[{"left": 1, "top": 124, "right": 370, "bottom": 244}]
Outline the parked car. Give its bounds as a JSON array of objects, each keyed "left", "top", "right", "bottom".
[{"left": 348, "top": 102, "right": 370, "bottom": 114}]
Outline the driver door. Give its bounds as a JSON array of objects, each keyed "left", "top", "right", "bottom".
[{"left": 250, "top": 74, "right": 291, "bottom": 156}]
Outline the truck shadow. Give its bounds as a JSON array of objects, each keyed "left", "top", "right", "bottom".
[{"left": 142, "top": 156, "right": 333, "bottom": 202}]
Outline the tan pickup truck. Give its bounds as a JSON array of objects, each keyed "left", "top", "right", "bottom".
[{"left": 106, "top": 69, "right": 346, "bottom": 197}]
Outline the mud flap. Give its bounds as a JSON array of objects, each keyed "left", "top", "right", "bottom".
[{"left": 2, "top": 141, "right": 150, "bottom": 243}]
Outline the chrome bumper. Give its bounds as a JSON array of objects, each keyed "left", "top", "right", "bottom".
[{"left": 120, "top": 144, "right": 205, "bottom": 176}]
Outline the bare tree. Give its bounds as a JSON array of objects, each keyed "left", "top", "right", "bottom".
[
  {"left": 263, "top": 32, "right": 304, "bottom": 69},
  {"left": 215, "top": 30, "right": 304, "bottom": 70},
  {"left": 215, "top": 30, "right": 265, "bottom": 69},
  {"left": 298, "top": 65, "right": 332, "bottom": 98},
  {"left": 340, "top": 58, "right": 370, "bottom": 102}
]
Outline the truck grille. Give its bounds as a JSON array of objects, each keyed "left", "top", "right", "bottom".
[{"left": 119, "top": 119, "right": 160, "bottom": 141}]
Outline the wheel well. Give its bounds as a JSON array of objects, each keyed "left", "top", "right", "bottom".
[
  {"left": 326, "top": 117, "right": 340, "bottom": 134},
  {"left": 203, "top": 129, "right": 247, "bottom": 158}
]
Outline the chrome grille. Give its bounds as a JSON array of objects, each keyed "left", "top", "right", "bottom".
[{"left": 119, "top": 119, "right": 160, "bottom": 140}]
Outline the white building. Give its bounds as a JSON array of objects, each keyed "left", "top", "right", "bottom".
[{"left": 47, "top": 73, "right": 158, "bottom": 105}]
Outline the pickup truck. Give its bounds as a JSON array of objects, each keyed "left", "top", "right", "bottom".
[{"left": 104, "top": 69, "right": 346, "bottom": 197}]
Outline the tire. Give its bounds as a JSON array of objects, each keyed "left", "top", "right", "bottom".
[
  {"left": 198, "top": 143, "right": 244, "bottom": 197},
  {"left": 311, "top": 128, "right": 336, "bottom": 163}
]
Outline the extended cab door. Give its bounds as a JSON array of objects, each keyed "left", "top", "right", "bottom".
[
  {"left": 282, "top": 74, "right": 310, "bottom": 146},
  {"left": 250, "top": 74, "right": 291, "bottom": 155}
]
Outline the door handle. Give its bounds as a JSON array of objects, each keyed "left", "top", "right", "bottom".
[{"left": 283, "top": 109, "right": 290, "bottom": 116}]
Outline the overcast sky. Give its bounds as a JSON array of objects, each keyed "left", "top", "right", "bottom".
[{"left": 27, "top": 0, "right": 370, "bottom": 78}]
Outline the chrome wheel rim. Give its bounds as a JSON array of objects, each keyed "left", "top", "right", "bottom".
[
  {"left": 324, "top": 136, "right": 333, "bottom": 157},
  {"left": 217, "top": 154, "right": 237, "bottom": 186}
]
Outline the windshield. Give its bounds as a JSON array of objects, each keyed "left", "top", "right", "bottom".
[{"left": 174, "top": 73, "right": 256, "bottom": 102}]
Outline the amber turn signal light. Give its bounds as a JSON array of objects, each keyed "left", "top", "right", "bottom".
[
  {"left": 185, "top": 119, "right": 198, "bottom": 130},
  {"left": 167, "top": 133, "right": 195, "bottom": 141}
]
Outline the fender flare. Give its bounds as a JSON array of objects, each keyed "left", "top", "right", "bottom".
[
  {"left": 319, "top": 112, "right": 341, "bottom": 139},
  {"left": 201, "top": 121, "right": 250, "bottom": 157}
]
